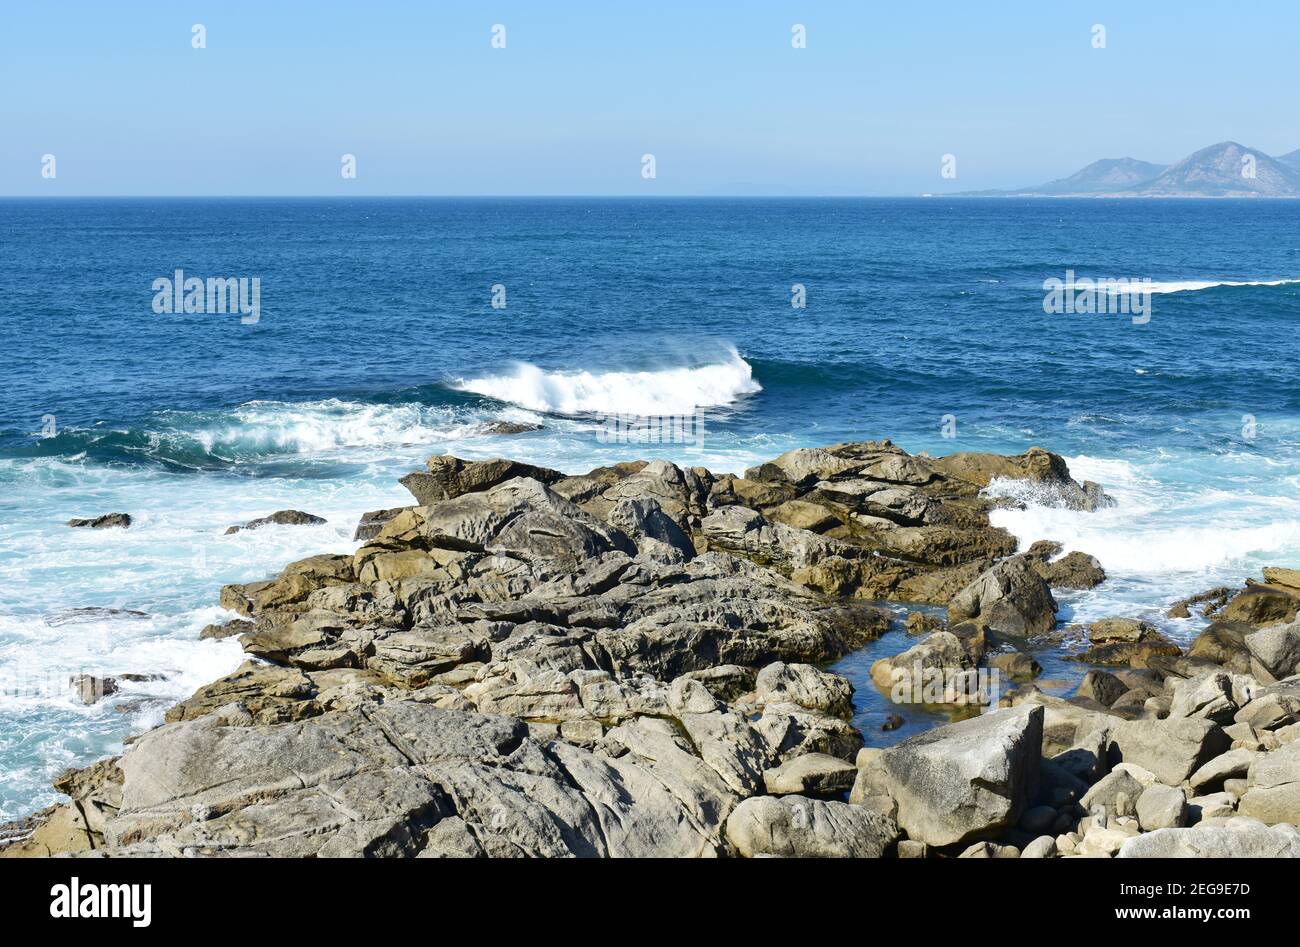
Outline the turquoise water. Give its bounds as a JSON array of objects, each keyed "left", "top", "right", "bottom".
[{"left": 1, "top": 197, "right": 1298, "bottom": 818}]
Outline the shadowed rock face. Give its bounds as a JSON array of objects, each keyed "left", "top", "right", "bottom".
[{"left": 41, "top": 439, "right": 1279, "bottom": 861}]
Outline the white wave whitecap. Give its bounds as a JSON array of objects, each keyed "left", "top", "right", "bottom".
[
  {"left": 989, "top": 454, "right": 1300, "bottom": 575},
  {"left": 1108, "top": 278, "right": 1300, "bottom": 296},
  {"left": 453, "top": 349, "right": 762, "bottom": 416}
]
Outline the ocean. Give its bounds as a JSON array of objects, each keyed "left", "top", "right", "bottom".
[{"left": 1, "top": 196, "right": 1298, "bottom": 820}]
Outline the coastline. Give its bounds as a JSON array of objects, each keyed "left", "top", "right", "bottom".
[{"left": 4, "top": 437, "right": 1298, "bottom": 858}]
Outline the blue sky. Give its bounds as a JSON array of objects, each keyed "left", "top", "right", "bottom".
[{"left": 2, "top": 1, "right": 1297, "bottom": 195}]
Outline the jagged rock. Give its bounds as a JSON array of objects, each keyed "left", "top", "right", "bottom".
[
  {"left": 752, "top": 662, "right": 854, "bottom": 719},
  {"left": 200, "top": 619, "right": 252, "bottom": 640},
  {"left": 1246, "top": 619, "right": 1300, "bottom": 680},
  {"left": 1030, "top": 550, "right": 1106, "bottom": 590},
  {"left": 725, "top": 795, "right": 899, "bottom": 858},
  {"left": 70, "top": 675, "right": 119, "bottom": 705},
  {"left": 1118, "top": 818, "right": 1300, "bottom": 858},
  {"left": 1168, "top": 671, "right": 1238, "bottom": 723},
  {"left": 353, "top": 507, "right": 408, "bottom": 541},
  {"left": 225, "top": 510, "right": 326, "bottom": 535},
  {"left": 947, "top": 557, "right": 1057, "bottom": 638},
  {"left": 401, "top": 455, "right": 564, "bottom": 506},
  {"left": 851, "top": 705, "right": 1043, "bottom": 847},
  {"left": 1168, "top": 587, "right": 1233, "bottom": 620},
  {"left": 607, "top": 497, "right": 695, "bottom": 561},
  {"left": 67, "top": 513, "right": 132, "bottom": 529},
  {"left": 18, "top": 439, "right": 1143, "bottom": 860}
]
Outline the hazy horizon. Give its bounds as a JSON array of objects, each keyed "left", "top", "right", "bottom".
[{"left": 3, "top": 1, "right": 1299, "bottom": 197}]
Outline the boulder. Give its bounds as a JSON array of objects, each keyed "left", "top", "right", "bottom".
[
  {"left": 1218, "top": 585, "right": 1300, "bottom": 628},
  {"left": 1189, "top": 748, "right": 1257, "bottom": 793},
  {"left": 947, "top": 557, "right": 1057, "bottom": 638},
  {"left": 1030, "top": 551, "right": 1106, "bottom": 590},
  {"left": 752, "top": 662, "right": 854, "bottom": 719},
  {"left": 724, "top": 796, "right": 899, "bottom": 858},
  {"left": 1118, "top": 818, "right": 1300, "bottom": 858},
  {"left": 1109, "top": 717, "right": 1231, "bottom": 786},
  {"left": 607, "top": 497, "right": 695, "bottom": 562},
  {"left": 1076, "top": 670, "right": 1128, "bottom": 708},
  {"left": 1246, "top": 619, "right": 1300, "bottom": 680},
  {"left": 762, "top": 753, "right": 857, "bottom": 797},
  {"left": 1167, "top": 671, "right": 1237, "bottom": 723},
  {"left": 1238, "top": 741, "right": 1300, "bottom": 825},
  {"left": 1136, "top": 783, "right": 1188, "bottom": 831},
  {"left": 851, "top": 705, "right": 1043, "bottom": 847}
]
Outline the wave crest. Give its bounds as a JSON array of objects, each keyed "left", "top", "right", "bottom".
[{"left": 453, "top": 348, "right": 762, "bottom": 416}]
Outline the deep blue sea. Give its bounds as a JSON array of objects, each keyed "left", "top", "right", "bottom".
[{"left": 2, "top": 197, "right": 1298, "bottom": 819}]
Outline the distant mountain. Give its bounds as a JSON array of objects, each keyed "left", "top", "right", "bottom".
[
  {"left": 964, "top": 141, "right": 1300, "bottom": 198},
  {"left": 1027, "top": 157, "right": 1168, "bottom": 195},
  {"left": 1275, "top": 149, "right": 1300, "bottom": 172},
  {"left": 1140, "top": 142, "right": 1300, "bottom": 197}
]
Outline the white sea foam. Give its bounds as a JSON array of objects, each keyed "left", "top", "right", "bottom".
[
  {"left": 452, "top": 348, "right": 762, "bottom": 416},
  {"left": 189, "top": 399, "right": 484, "bottom": 456},
  {"left": 990, "top": 454, "right": 1300, "bottom": 578},
  {"left": 1109, "top": 278, "right": 1300, "bottom": 295}
]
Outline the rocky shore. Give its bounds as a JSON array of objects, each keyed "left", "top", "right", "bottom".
[{"left": 5, "top": 440, "right": 1299, "bottom": 858}]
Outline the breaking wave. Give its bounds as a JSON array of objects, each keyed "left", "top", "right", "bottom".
[{"left": 452, "top": 348, "right": 762, "bottom": 416}]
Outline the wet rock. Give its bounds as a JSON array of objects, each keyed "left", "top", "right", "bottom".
[
  {"left": 225, "top": 510, "right": 326, "bottom": 534},
  {"left": 45, "top": 607, "right": 149, "bottom": 627},
  {"left": 67, "top": 513, "right": 131, "bottom": 529},
  {"left": 1218, "top": 584, "right": 1300, "bottom": 628},
  {"left": 70, "top": 675, "right": 119, "bottom": 705},
  {"left": 1168, "top": 586, "right": 1233, "bottom": 620},
  {"left": 1075, "top": 618, "right": 1182, "bottom": 667},
  {"left": 481, "top": 421, "right": 544, "bottom": 435},
  {"left": 1030, "top": 550, "right": 1106, "bottom": 590}
]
